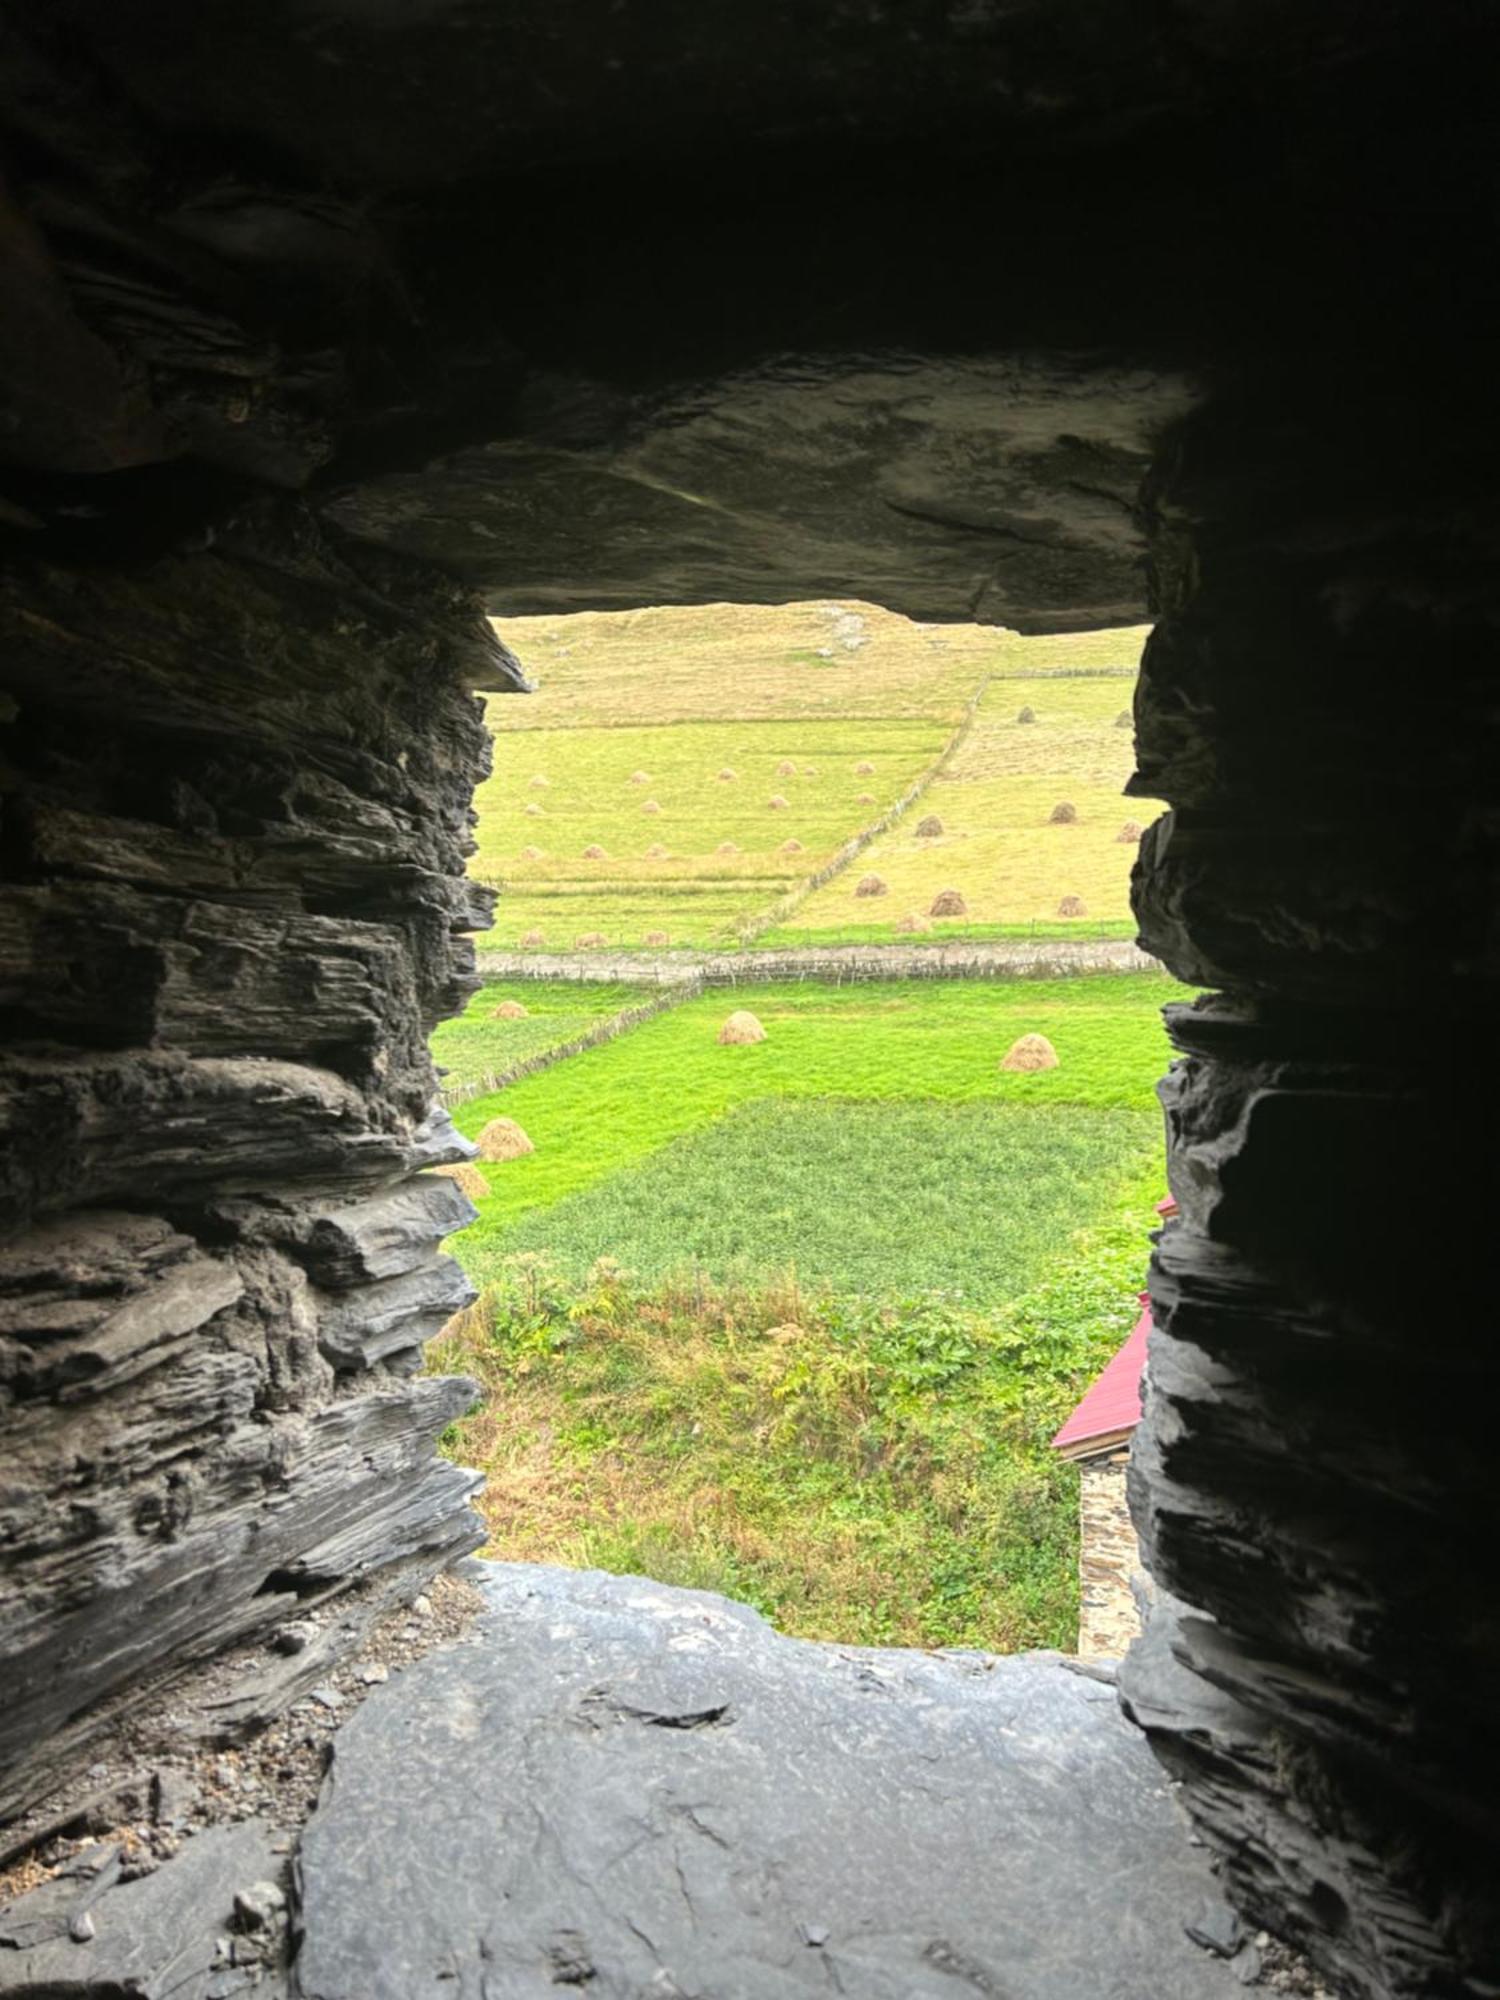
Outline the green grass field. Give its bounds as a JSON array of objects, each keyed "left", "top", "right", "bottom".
[
  {"left": 432, "top": 970, "right": 1180, "bottom": 1649},
  {"left": 432, "top": 980, "right": 647, "bottom": 1097},
  {"left": 475, "top": 601, "right": 1158, "bottom": 948}
]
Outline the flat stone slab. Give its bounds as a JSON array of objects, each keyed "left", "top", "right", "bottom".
[{"left": 294, "top": 1562, "right": 1244, "bottom": 1999}]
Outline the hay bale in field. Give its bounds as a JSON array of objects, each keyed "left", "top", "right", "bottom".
[
  {"left": 780, "top": 838, "right": 805, "bottom": 854},
  {"left": 717, "top": 1009, "right": 766, "bottom": 1045},
  {"left": 854, "top": 873, "right": 888, "bottom": 898},
  {"left": 645, "top": 842, "right": 671, "bottom": 859},
  {"left": 582, "top": 843, "right": 609, "bottom": 859},
  {"left": 476, "top": 1116, "right": 535, "bottom": 1161},
  {"left": 776, "top": 758, "right": 797, "bottom": 776},
  {"left": 1057, "top": 895, "right": 1087, "bottom": 917},
  {"left": 915, "top": 813, "right": 944, "bottom": 838},
  {"left": 644, "top": 929, "right": 671, "bottom": 946},
  {"left": 520, "top": 845, "right": 544, "bottom": 860},
  {"left": 1017, "top": 705, "right": 1036, "bottom": 723},
  {"left": 520, "top": 928, "right": 546, "bottom": 947},
  {"left": 629, "top": 770, "right": 652, "bottom": 784},
  {"left": 1115, "top": 710, "right": 1133, "bottom": 729},
  {"left": 717, "top": 767, "right": 738, "bottom": 782},
  {"left": 803, "top": 766, "right": 818, "bottom": 777},
  {"left": 529, "top": 774, "right": 549, "bottom": 789},
  {"left": 575, "top": 931, "right": 608, "bottom": 949},
  {"left": 857, "top": 791, "right": 876, "bottom": 805},
  {"left": 1048, "top": 801, "right": 1078, "bottom": 824},
  {"left": 430, "top": 1161, "right": 488, "bottom": 1202},
  {"left": 492, "top": 999, "right": 530, "bottom": 1020},
  {"left": 768, "top": 793, "right": 790, "bottom": 810},
  {"left": 524, "top": 801, "right": 544, "bottom": 817},
  {"left": 717, "top": 839, "right": 741, "bottom": 855},
  {"left": 855, "top": 759, "right": 875, "bottom": 774},
  {"left": 641, "top": 798, "right": 662, "bottom": 815},
  {"left": 1001, "top": 1033, "right": 1059, "bottom": 1073},
  {"left": 929, "top": 887, "right": 967, "bottom": 917},
  {"left": 895, "top": 911, "right": 933, "bottom": 934},
  {"left": 1116, "top": 820, "right": 1144, "bottom": 843}
]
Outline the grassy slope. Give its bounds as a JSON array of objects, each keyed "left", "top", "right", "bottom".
[{"left": 475, "top": 601, "right": 1157, "bottom": 949}]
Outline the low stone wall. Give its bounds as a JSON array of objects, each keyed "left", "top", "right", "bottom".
[
  {"left": 1077, "top": 1451, "right": 1149, "bottom": 1660},
  {"left": 475, "top": 938, "right": 1159, "bottom": 988},
  {"left": 440, "top": 985, "right": 696, "bottom": 1107}
]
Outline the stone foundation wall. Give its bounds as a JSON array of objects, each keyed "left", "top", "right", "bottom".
[
  {"left": 0, "top": 503, "right": 519, "bottom": 1818},
  {"left": 1076, "top": 1453, "right": 1145, "bottom": 1660}
]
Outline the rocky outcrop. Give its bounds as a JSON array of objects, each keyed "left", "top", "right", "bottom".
[{"left": 0, "top": 504, "right": 519, "bottom": 1819}]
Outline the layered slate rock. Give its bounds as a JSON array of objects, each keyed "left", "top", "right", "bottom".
[
  {"left": 295, "top": 1562, "right": 1246, "bottom": 2000},
  {"left": 0, "top": 503, "right": 520, "bottom": 1819}
]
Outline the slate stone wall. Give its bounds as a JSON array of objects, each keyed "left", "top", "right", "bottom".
[
  {"left": 1076, "top": 1453, "right": 1143, "bottom": 1661},
  {"left": 0, "top": 503, "right": 514, "bottom": 1818}
]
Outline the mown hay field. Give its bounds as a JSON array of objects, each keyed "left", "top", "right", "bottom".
[{"left": 474, "top": 601, "right": 1158, "bottom": 948}]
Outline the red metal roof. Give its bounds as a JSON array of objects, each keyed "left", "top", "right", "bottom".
[{"left": 1051, "top": 1298, "right": 1151, "bottom": 1459}]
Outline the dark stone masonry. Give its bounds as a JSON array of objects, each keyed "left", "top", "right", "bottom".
[{"left": 1, "top": 6, "right": 1495, "bottom": 1995}]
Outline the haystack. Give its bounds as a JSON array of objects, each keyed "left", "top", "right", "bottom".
[
  {"left": 1048, "top": 801, "right": 1078, "bottom": 824},
  {"left": 1001, "top": 1034, "right": 1059, "bottom": 1073},
  {"left": 803, "top": 766, "right": 818, "bottom": 777},
  {"left": 1116, "top": 821, "right": 1144, "bottom": 844},
  {"left": 929, "top": 888, "right": 967, "bottom": 917},
  {"left": 1115, "top": 710, "right": 1132, "bottom": 729},
  {"left": 895, "top": 911, "right": 933, "bottom": 934},
  {"left": 1057, "top": 895, "right": 1087, "bottom": 918},
  {"left": 854, "top": 873, "right": 888, "bottom": 898},
  {"left": 776, "top": 758, "right": 797, "bottom": 776},
  {"left": 717, "top": 1009, "right": 766, "bottom": 1046},
  {"left": 430, "top": 1161, "right": 488, "bottom": 1202},
  {"left": 520, "top": 929, "right": 546, "bottom": 947},
  {"left": 524, "top": 801, "right": 544, "bottom": 817},
  {"left": 717, "top": 840, "right": 740, "bottom": 855},
  {"left": 915, "top": 813, "right": 944, "bottom": 838},
  {"left": 855, "top": 759, "right": 875, "bottom": 774},
  {"left": 645, "top": 842, "right": 670, "bottom": 859},
  {"left": 717, "top": 767, "right": 738, "bottom": 781},
  {"left": 529, "top": 774, "right": 549, "bottom": 788},
  {"left": 1017, "top": 705, "right": 1036, "bottom": 723},
  {"left": 768, "top": 793, "right": 789, "bottom": 809},
  {"left": 582, "top": 843, "right": 608, "bottom": 859},
  {"left": 630, "top": 770, "right": 652, "bottom": 784},
  {"left": 475, "top": 1117, "right": 535, "bottom": 1161},
  {"left": 520, "top": 845, "right": 544, "bottom": 860},
  {"left": 492, "top": 1000, "right": 530, "bottom": 1020},
  {"left": 780, "top": 838, "right": 804, "bottom": 854},
  {"left": 644, "top": 929, "right": 670, "bottom": 946},
  {"left": 641, "top": 798, "right": 662, "bottom": 815},
  {"left": 575, "top": 931, "right": 608, "bottom": 949},
  {"left": 857, "top": 791, "right": 876, "bottom": 805}
]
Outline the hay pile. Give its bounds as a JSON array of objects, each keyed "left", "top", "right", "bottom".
[
  {"left": 582, "top": 843, "right": 608, "bottom": 859},
  {"left": 1017, "top": 705, "right": 1036, "bottom": 723},
  {"left": 520, "top": 845, "right": 544, "bottom": 860},
  {"left": 630, "top": 770, "right": 652, "bottom": 784},
  {"left": 803, "top": 766, "right": 818, "bottom": 777},
  {"left": 644, "top": 929, "right": 670, "bottom": 946},
  {"left": 1115, "top": 710, "right": 1132, "bottom": 729},
  {"left": 645, "top": 842, "right": 670, "bottom": 859},
  {"left": 1057, "top": 895, "right": 1087, "bottom": 917},
  {"left": 768, "top": 793, "right": 789, "bottom": 810},
  {"left": 780, "top": 838, "right": 804, "bottom": 854},
  {"left": 915, "top": 813, "right": 944, "bottom": 838},
  {"left": 492, "top": 1000, "right": 530, "bottom": 1020},
  {"left": 717, "top": 1009, "right": 766, "bottom": 1045},
  {"left": 430, "top": 1161, "right": 488, "bottom": 1201},
  {"left": 520, "top": 928, "right": 546, "bottom": 947},
  {"left": 929, "top": 887, "right": 967, "bottom": 917},
  {"left": 1048, "top": 801, "right": 1078, "bottom": 824},
  {"left": 641, "top": 798, "right": 662, "bottom": 815},
  {"left": 854, "top": 873, "right": 888, "bottom": 898},
  {"left": 776, "top": 758, "right": 797, "bottom": 776},
  {"left": 524, "top": 801, "right": 543, "bottom": 817},
  {"left": 575, "top": 931, "right": 608, "bottom": 949},
  {"left": 1001, "top": 1034, "right": 1059, "bottom": 1073},
  {"left": 1116, "top": 821, "right": 1144, "bottom": 844},
  {"left": 855, "top": 759, "right": 875, "bottom": 774},
  {"left": 857, "top": 791, "right": 876, "bottom": 805},
  {"left": 717, "top": 767, "right": 738, "bottom": 781},
  {"left": 475, "top": 1117, "right": 535, "bottom": 1161},
  {"left": 895, "top": 911, "right": 932, "bottom": 934},
  {"left": 717, "top": 839, "right": 740, "bottom": 855},
  {"left": 529, "top": 774, "right": 549, "bottom": 789}
]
